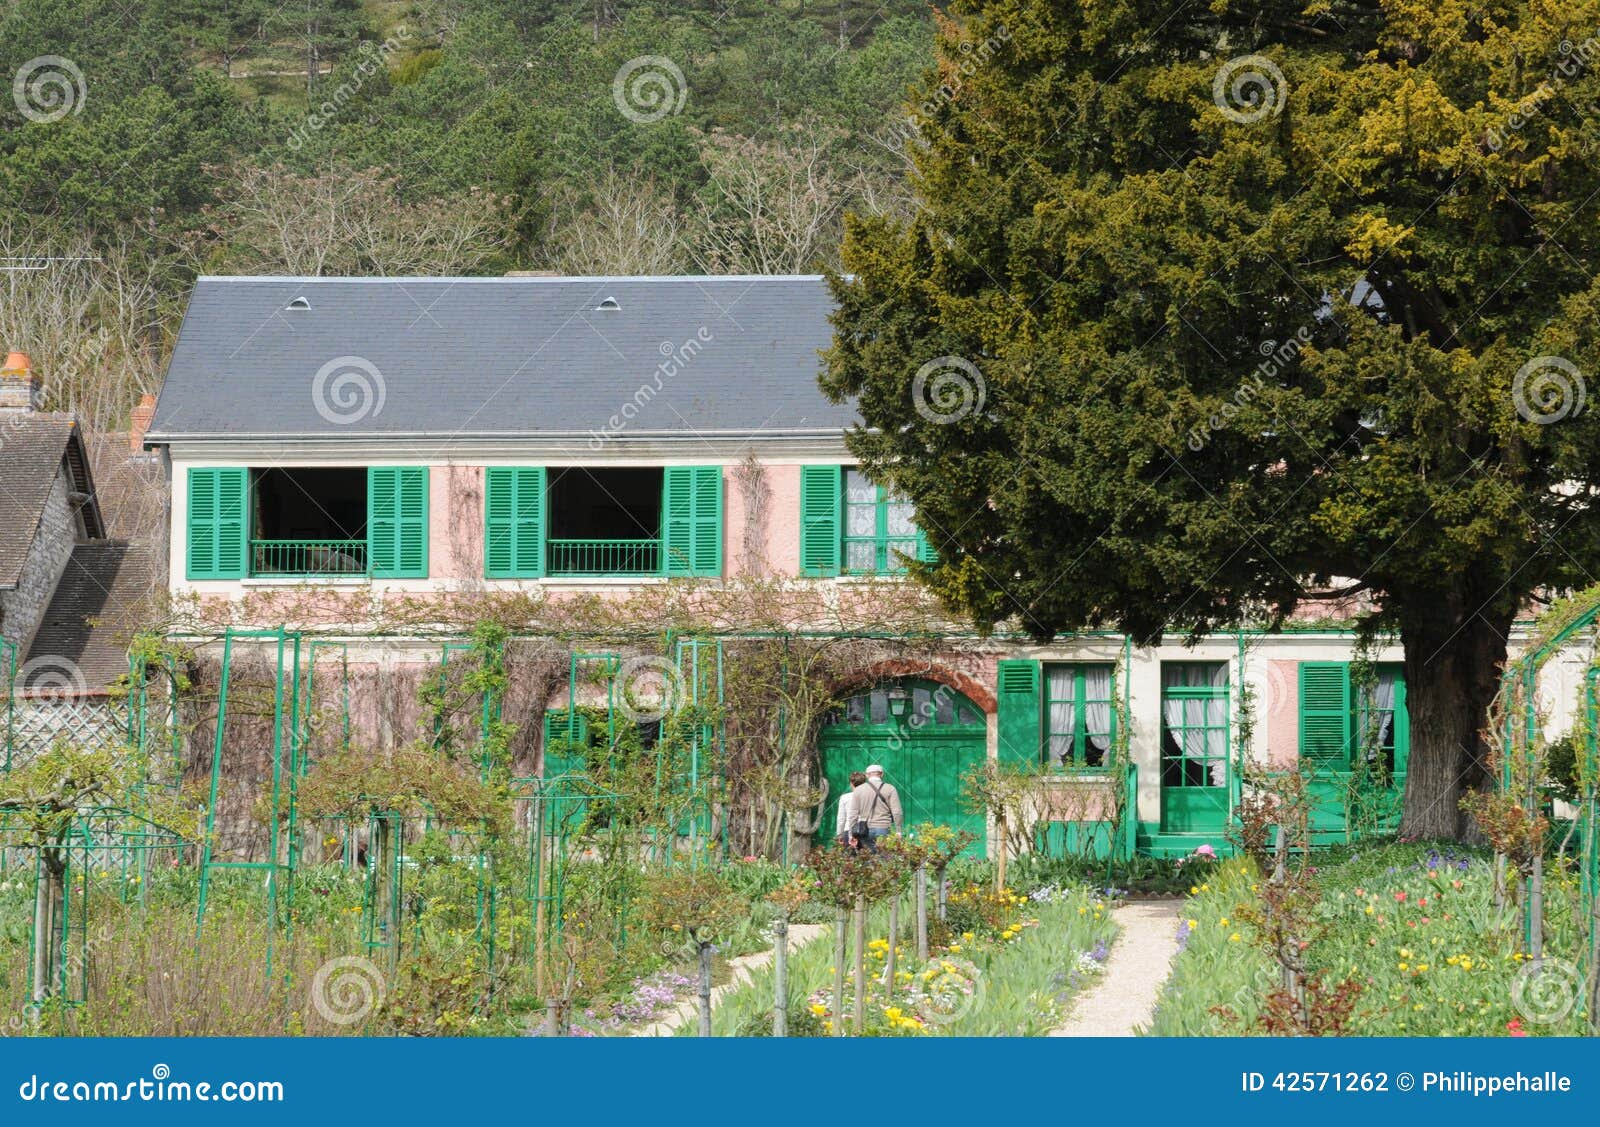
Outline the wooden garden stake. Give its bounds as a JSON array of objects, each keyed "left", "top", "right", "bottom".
[
  {"left": 772, "top": 914, "right": 789, "bottom": 1037},
  {"left": 915, "top": 864, "right": 929, "bottom": 962},
  {"left": 881, "top": 894, "right": 899, "bottom": 995},
  {"left": 697, "top": 938, "right": 714, "bottom": 1037},
  {"left": 852, "top": 893, "right": 867, "bottom": 1035},
  {"left": 832, "top": 905, "right": 847, "bottom": 1037},
  {"left": 996, "top": 812, "right": 1008, "bottom": 892}
]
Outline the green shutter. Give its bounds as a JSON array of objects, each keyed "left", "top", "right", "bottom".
[
  {"left": 915, "top": 527, "right": 938, "bottom": 564},
  {"left": 996, "top": 659, "right": 1042, "bottom": 768},
  {"left": 368, "top": 466, "right": 429, "bottom": 578},
  {"left": 186, "top": 468, "right": 248, "bottom": 580},
  {"left": 1299, "top": 662, "right": 1352, "bottom": 766},
  {"left": 663, "top": 466, "right": 723, "bottom": 577},
  {"left": 542, "top": 709, "right": 589, "bottom": 772},
  {"left": 485, "top": 467, "right": 545, "bottom": 578},
  {"left": 799, "top": 465, "right": 841, "bottom": 577}
]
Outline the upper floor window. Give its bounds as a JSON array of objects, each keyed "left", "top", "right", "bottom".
[
  {"left": 186, "top": 465, "right": 427, "bottom": 580},
  {"left": 800, "top": 465, "right": 933, "bottom": 577},
  {"left": 485, "top": 465, "right": 722, "bottom": 579}
]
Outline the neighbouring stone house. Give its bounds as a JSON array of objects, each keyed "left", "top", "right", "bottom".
[
  {"left": 140, "top": 275, "right": 1581, "bottom": 859},
  {"left": 0, "top": 351, "right": 157, "bottom": 760}
]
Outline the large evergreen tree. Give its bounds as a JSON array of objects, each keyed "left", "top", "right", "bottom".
[{"left": 824, "top": 0, "right": 1600, "bottom": 839}]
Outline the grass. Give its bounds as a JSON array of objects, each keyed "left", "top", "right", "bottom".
[{"left": 1145, "top": 840, "right": 1593, "bottom": 1036}]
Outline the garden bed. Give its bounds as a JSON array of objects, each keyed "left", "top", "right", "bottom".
[{"left": 1145, "top": 841, "right": 1591, "bottom": 1036}]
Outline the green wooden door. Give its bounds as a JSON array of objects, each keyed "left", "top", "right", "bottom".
[
  {"left": 816, "top": 679, "right": 987, "bottom": 857},
  {"left": 1159, "top": 663, "right": 1231, "bottom": 833}
]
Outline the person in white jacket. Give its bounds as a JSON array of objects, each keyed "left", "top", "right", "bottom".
[{"left": 835, "top": 770, "right": 867, "bottom": 846}]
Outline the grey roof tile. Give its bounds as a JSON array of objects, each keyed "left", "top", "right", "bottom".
[
  {"left": 0, "top": 414, "right": 95, "bottom": 588},
  {"left": 149, "top": 275, "right": 857, "bottom": 440},
  {"left": 22, "top": 540, "right": 157, "bottom": 693}
]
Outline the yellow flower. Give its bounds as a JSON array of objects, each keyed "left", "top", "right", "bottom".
[
  {"left": 1416, "top": 964, "right": 1428, "bottom": 973},
  {"left": 810, "top": 1004, "right": 827, "bottom": 1016},
  {"left": 1399, "top": 948, "right": 1412, "bottom": 959},
  {"left": 1219, "top": 917, "right": 1229, "bottom": 926},
  {"left": 1365, "top": 906, "right": 1375, "bottom": 915},
  {"left": 1187, "top": 918, "right": 1198, "bottom": 929},
  {"left": 1398, "top": 962, "right": 1408, "bottom": 970},
  {"left": 962, "top": 932, "right": 975, "bottom": 941},
  {"left": 1189, "top": 886, "right": 1199, "bottom": 895},
  {"left": 1229, "top": 933, "right": 1241, "bottom": 942}
]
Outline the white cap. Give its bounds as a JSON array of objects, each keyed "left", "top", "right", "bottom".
[{"left": 865, "top": 764, "right": 884, "bottom": 776}]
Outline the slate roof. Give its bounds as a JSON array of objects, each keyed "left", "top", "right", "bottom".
[
  {"left": 148, "top": 275, "right": 858, "bottom": 441},
  {"left": 22, "top": 541, "right": 157, "bottom": 693},
  {"left": 0, "top": 414, "right": 103, "bottom": 588}
]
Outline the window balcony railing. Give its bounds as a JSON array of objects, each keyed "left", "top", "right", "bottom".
[
  {"left": 545, "top": 538, "right": 661, "bottom": 577},
  {"left": 250, "top": 539, "right": 368, "bottom": 578}
]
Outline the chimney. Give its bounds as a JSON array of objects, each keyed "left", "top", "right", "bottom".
[
  {"left": 129, "top": 392, "right": 157, "bottom": 453},
  {"left": 0, "top": 351, "right": 42, "bottom": 413}
]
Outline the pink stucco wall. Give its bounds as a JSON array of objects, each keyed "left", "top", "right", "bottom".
[
  {"left": 410, "top": 460, "right": 807, "bottom": 582},
  {"left": 1266, "top": 658, "right": 1299, "bottom": 767}
]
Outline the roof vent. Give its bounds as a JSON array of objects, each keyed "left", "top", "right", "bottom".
[
  {"left": 595, "top": 296, "right": 620, "bottom": 311},
  {"left": 286, "top": 296, "right": 311, "bottom": 310}
]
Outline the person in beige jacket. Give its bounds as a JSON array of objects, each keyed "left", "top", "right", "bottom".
[{"left": 850, "top": 764, "right": 903, "bottom": 849}]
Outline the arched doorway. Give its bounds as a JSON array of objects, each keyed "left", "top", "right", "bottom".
[{"left": 816, "top": 678, "right": 988, "bottom": 857}]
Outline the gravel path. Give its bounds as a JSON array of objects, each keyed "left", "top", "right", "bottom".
[
  {"left": 1048, "top": 900, "right": 1183, "bottom": 1037},
  {"left": 633, "top": 923, "right": 828, "bottom": 1036}
]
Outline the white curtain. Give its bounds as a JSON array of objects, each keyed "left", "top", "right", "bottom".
[
  {"left": 1083, "top": 665, "right": 1112, "bottom": 765},
  {"left": 1047, "top": 666, "right": 1076, "bottom": 765}
]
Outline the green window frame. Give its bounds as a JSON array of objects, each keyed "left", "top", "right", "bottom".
[
  {"left": 186, "top": 467, "right": 249, "bottom": 580},
  {"left": 996, "top": 658, "right": 1042, "bottom": 769},
  {"left": 663, "top": 465, "right": 723, "bottom": 577},
  {"left": 801, "top": 466, "right": 935, "bottom": 577},
  {"left": 1160, "top": 662, "right": 1229, "bottom": 790},
  {"left": 1044, "top": 663, "right": 1117, "bottom": 770},
  {"left": 367, "top": 466, "right": 429, "bottom": 578},
  {"left": 843, "top": 468, "right": 918, "bottom": 575},
  {"left": 1298, "top": 661, "right": 1409, "bottom": 777},
  {"left": 484, "top": 466, "right": 546, "bottom": 578}
]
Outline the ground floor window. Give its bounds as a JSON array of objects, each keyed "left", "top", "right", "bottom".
[
  {"left": 1160, "top": 662, "right": 1229, "bottom": 788},
  {"left": 1045, "top": 663, "right": 1115, "bottom": 768},
  {"left": 1300, "top": 661, "right": 1408, "bottom": 777}
]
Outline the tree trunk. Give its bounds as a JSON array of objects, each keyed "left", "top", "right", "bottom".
[
  {"left": 31, "top": 859, "right": 65, "bottom": 1006},
  {"left": 1399, "top": 604, "right": 1514, "bottom": 841}
]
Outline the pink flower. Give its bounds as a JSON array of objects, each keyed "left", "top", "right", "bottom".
[
  {"left": 1195, "top": 844, "right": 1216, "bottom": 857},
  {"left": 1507, "top": 1019, "right": 1528, "bottom": 1038},
  {"left": 1394, "top": 891, "right": 1407, "bottom": 902}
]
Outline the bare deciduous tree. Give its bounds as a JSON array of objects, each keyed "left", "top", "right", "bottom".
[
  {"left": 209, "top": 163, "right": 509, "bottom": 277},
  {"left": 686, "top": 125, "right": 849, "bottom": 275},
  {"left": 542, "top": 167, "right": 689, "bottom": 276}
]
